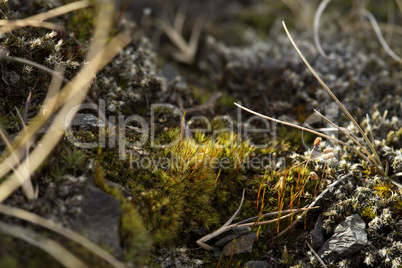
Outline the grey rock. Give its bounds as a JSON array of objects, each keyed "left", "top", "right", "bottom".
[
  {"left": 310, "top": 215, "right": 325, "bottom": 249},
  {"left": 244, "top": 261, "right": 272, "bottom": 268},
  {"left": 37, "top": 113, "right": 105, "bottom": 134},
  {"left": 70, "top": 113, "right": 106, "bottom": 129},
  {"left": 215, "top": 234, "right": 236, "bottom": 247},
  {"left": 317, "top": 214, "right": 367, "bottom": 261},
  {"left": 222, "top": 233, "right": 257, "bottom": 256},
  {"left": 213, "top": 246, "right": 223, "bottom": 260},
  {"left": 233, "top": 226, "right": 251, "bottom": 237},
  {"left": 215, "top": 226, "right": 251, "bottom": 247},
  {"left": 69, "top": 183, "right": 123, "bottom": 258}
]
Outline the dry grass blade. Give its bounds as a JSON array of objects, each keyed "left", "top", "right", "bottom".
[
  {"left": 234, "top": 103, "right": 373, "bottom": 165},
  {"left": 0, "top": 0, "right": 90, "bottom": 34},
  {"left": 313, "top": 109, "right": 375, "bottom": 165},
  {"left": 0, "top": 220, "right": 88, "bottom": 268},
  {"left": 313, "top": 0, "right": 332, "bottom": 59},
  {"left": 0, "top": 56, "right": 70, "bottom": 84},
  {"left": 306, "top": 240, "right": 328, "bottom": 268},
  {"left": 0, "top": 123, "right": 35, "bottom": 200},
  {"left": 231, "top": 206, "right": 319, "bottom": 227},
  {"left": 155, "top": 12, "right": 205, "bottom": 64},
  {"left": 44, "top": 64, "right": 66, "bottom": 116},
  {"left": 0, "top": 204, "right": 126, "bottom": 268},
  {"left": 0, "top": 2, "right": 131, "bottom": 202},
  {"left": 0, "top": 56, "right": 110, "bottom": 140},
  {"left": 0, "top": 56, "right": 66, "bottom": 181},
  {"left": 281, "top": 21, "right": 384, "bottom": 173},
  {"left": 0, "top": 20, "right": 63, "bottom": 32}
]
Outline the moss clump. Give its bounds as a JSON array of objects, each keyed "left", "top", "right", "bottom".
[{"left": 102, "top": 184, "right": 152, "bottom": 265}]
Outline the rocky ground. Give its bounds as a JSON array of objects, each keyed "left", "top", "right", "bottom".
[{"left": 0, "top": 0, "right": 401, "bottom": 267}]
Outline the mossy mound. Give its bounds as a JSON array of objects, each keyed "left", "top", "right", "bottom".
[{"left": 0, "top": 0, "right": 401, "bottom": 267}]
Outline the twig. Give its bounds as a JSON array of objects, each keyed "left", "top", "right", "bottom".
[{"left": 306, "top": 240, "right": 328, "bottom": 268}]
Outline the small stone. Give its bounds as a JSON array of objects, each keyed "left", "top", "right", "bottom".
[
  {"left": 71, "top": 113, "right": 106, "bottom": 129},
  {"left": 215, "top": 234, "right": 236, "bottom": 247},
  {"left": 310, "top": 215, "right": 325, "bottom": 249},
  {"left": 233, "top": 226, "right": 251, "bottom": 237},
  {"left": 212, "top": 246, "right": 223, "bottom": 260},
  {"left": 317, "top": 214, "right": 367, "bottom": 261},
  {"left": 244, "top": 261, "right": 272, "bottom": 268},
  {"left": 222, "top": 233, "right": 257, "bottom": 256},
  {"left": 215, "top": 226, "right": 251, "bottom": 247},
  {"left": 69, "top": 183, "right": 123, "bottom": 258}
]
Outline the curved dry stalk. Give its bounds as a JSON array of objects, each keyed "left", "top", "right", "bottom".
[
  {"left": 228, "top": 211, "right": 295, "bottom": 229},
  {"left": 281, "top": 21, "right": 384, "bottom": 173},
  {"left": 197, "top": 189, "right": 245, "bottom": 250},
  {"left": 0, "top": 220, "right": 88, "bottom": 268},
  {"left": 313, "top": 0, "right": 332, "bottom": 59},
  {"left": 355, "top": 8, "right": 402, "bottom": 64},
  {"left": 0, "top": 204, "right": 126, "bottom": 268},
  {"left": 234, "top": 103, "right": 374, "bottom": 165}
]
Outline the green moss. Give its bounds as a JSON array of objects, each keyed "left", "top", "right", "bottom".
[
  {"left": 280, "top": 246, "right": 294, "bottom": 266},
  {"left": 110, "top": 188, "right": 152, "bottom": 265},
  {"left": 361, "top": 207, "right": 377, "bottom": 220}
]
